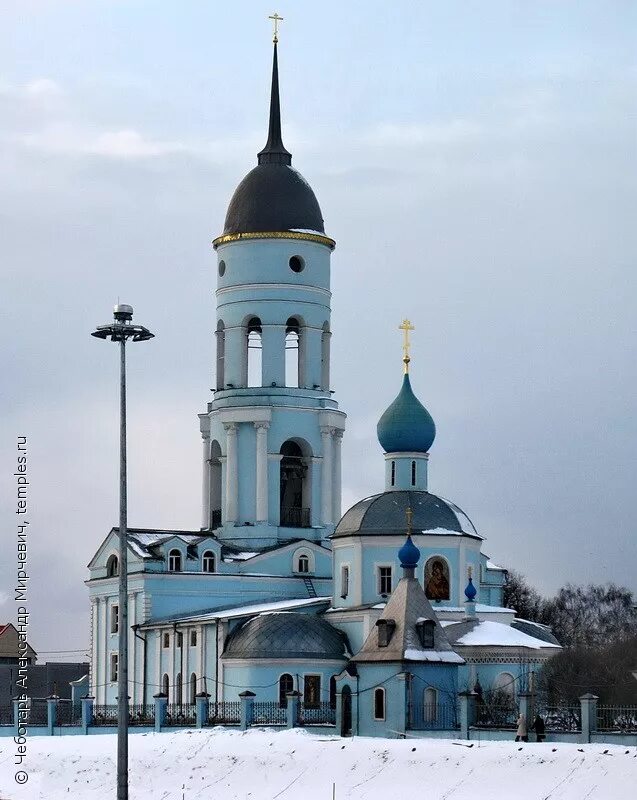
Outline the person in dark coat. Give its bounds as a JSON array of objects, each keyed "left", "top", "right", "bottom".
[{"left": 531, "top": 714, "right": 546, "bottom": 742}]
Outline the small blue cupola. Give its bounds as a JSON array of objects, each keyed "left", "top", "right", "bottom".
[{"left": 377, "top": 321, "right": 436, "bottom": 491}]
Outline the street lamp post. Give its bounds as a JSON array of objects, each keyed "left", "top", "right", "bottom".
[{"left": 92, "top": 304, "right": 154, "bottom": 800}]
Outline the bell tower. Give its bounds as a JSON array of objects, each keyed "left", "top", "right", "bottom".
[{"left": 199, "top": 33, "right": 346, "bottom": 550}]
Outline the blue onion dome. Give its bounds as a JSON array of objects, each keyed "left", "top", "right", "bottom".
[
  {"left": 398, "top": 534, "right": 420, "bottom": 568},
  {"left": 464, "top": 576, "right": 477, "bottom": 601},
  {"left": 377, "top": 374, "right": 436, "bottom": 453}
]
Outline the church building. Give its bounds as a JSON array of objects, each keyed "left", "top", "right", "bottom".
[{"left": 87, "top": 35, "right": 560, "bottom": 737}]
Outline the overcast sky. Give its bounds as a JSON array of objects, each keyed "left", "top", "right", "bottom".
[{"left": 1, "top": 1, "right": 635, "bottom": 661}]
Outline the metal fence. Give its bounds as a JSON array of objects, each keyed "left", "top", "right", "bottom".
[
  {"left": 251, "top": 701, "right": 287, "bottom": 726},
  {"left": 410, "top": 702, "right": 459, "bottom": 730},
  {"left": 26, "top": 700, "right": 49, "bottom": 726},
  {"left": 296, "top": 702, "right": 336, "bottom": 726},
  {"left": 536, "top": 706, "right": 581, "bottom": 733},
  {"left": 207, "top": 701, "right": 241, "bottom": 725},
  {"left": 165, "top": 703, "right": 196, "bottom": 726},
  {"left": 0, "top": 705, "right": 13, "bottom": 726},
  {"left": 128, "top": 704, "right": 155, "bottom": 726},
  {"left": 56, "top": 701, "right": 81, "bottom": 726},
  {"left": 474, "top": 703, "right": 518, "bottom": 728},
  {"left": 597, "top": 706, "right": 637, "bottom": 733},
  {"left": 280, "top": 506, "right": 311, "bottom": 528},
  {"left": 92, "top": 705, "right": 118, "bottom": 726}
]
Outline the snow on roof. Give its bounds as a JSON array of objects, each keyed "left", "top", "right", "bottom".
[
  {"left": 435, "top": 604, "right": 515, "bottom": 615},
  {"left": 222, "top": 551, "right": 260, "bottom": 562},
  {"left": 142, "top": 597, "right": 330, "bottom": 627},
  {"left": 486, "top": 560, "right": 506, "bottom": 571},
  {"left": 404, "top": 648, "right": 465, "bottom": 663},
  {"left": 452, "top": 620, "right": 560, "bottom": 649}
]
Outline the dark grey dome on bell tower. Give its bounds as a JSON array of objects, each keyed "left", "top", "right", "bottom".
[{"left": 223, "top": 42, "right": 325, "bottom": 235}]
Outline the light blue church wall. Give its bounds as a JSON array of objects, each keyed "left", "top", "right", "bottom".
[{"left": 221, "top": 660, "right": 345, "bottom": 703}]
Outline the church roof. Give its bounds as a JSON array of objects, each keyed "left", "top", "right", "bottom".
[
  {"left": 443, "top": 619, "right": 561, "bottom": 650},
  {"left": 333, "top": 490, "right": 481, "bottom": 539},
  {"left": 222, "top": 41, "right": 325, "bottom": 237},
  {"left": 222, "top": 611, "right": 349, "bottom": 661},
  {"left": 351, "top": 574, "right": 464, "bottom": 664}
]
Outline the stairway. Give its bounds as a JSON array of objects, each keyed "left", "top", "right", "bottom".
[{"left": 303, "top": 576, "right": 317, "bottom": 598}]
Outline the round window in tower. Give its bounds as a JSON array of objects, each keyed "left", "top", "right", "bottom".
[
  {"left": 289, "top": 255, "right": 305, "bottom": 273},
  {"left": 218, "top": 260, "right": 226, "bottom": 277}
]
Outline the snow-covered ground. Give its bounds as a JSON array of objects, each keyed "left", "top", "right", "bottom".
[{"left": 1, "top": 728, "right": 635, "bottom": 800}]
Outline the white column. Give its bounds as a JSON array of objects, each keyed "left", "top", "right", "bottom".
[
  {"left": 201, "top": 432, "right": 211, "bottom": 529},
  {"left": 320, "top": 426, "right": 333, "bottom": 526},
  {"left": 254, "top": 422, "right": 270, "bottom": 523},
  {"left": 101, "top": 598, "right": 108, "bottom": 704},
  {"left": 224, "top": 423, "right": 238, "bottom": 523},
  {"left": 129, "top": 593, "right": 137, "bottom": 703},
  {"left": 91, "top": 598, "right": 99, "bottom": 697},
  {"left": 332, "top": 429, "right": 343, "bottom": 523}
]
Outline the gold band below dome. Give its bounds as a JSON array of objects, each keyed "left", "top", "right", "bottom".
[{"left": 212, "top": 230, "right": 336, "bottom": 250}]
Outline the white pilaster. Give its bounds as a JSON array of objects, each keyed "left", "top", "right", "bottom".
[
  {"left": 320, "top": 426, "right": 333, "bottom": 525},
  {"left": 201, "top": 432, "right": 211, "bottom": 529},
  {"left": 91, "top": 598, "right": 99, "bottom": 697},
  {"left": 101, "top": 598, "right": 108, "bottom": 704},
  {"left": 332, "top": 429, "right": 343, "bottom": 523},
  {"left": 254, "top": 421, "right": 270, "bottom": 523},
  {"left": 224, "top": 423, "right": 238, "bottom": 523}
]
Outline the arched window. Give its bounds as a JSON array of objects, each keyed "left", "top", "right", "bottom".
[
  {"left": 202, "top": 550, "right": 216, "bottom": 573},
  {"left": 106, "top": 555, "right": 119, "bottom": 577},
  {"left": 285, "top": 317, "right": 300, "bottom": 388},
  {"left": 246, "top": 317, "right": 262, "bottom": 387},
  {"left": 279, "top": 673, "right": 294, "bottom": 707},
  {"left": 175, "top": 673, "right": 182, "bottom": 704},
  {"left": 209, "top": 440, "right": 222, "bottom": 529},
  {"left": 424, "top": 687, "right": 437, "bottom": 722},
  {"left": 373, "top": 688, "right": 385, "bottom": 720},
  {"left": 321, "top": 322, "right": 330, "bottom": 390},
  {"left": 215, "top": 320, "right": 225, "bottom": 390},
  {"left": 297, "top": 554, "right": 310, "bottom": 573},
  {"left": 493, "top": 672, "right": 515, "bottom": 699},
  {"left": 411, "top": 460, "right": 416, "bottom": 486},
  {"left": 329, "top": 675, "right": 337, "bottom": 709},
  {"left": 424, "top": 557, "right": 450, "bottom": 601},
  {"left": 280, "top": 440, "right": 310, "bottom": 528},
  {"left": 161, "top": 673, "right": 169, "bottom": 696},
  {"left": 168, "top": 549, "right": 182, "bottom": 572},
  {"left": 391, "top": 461, "right": 396, "bottom": 486},
  {"left": 190, "top": 673, "right": 197, "bottom": 704}
]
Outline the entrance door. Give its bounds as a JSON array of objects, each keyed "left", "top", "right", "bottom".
[{"left": 341, "top": 685, "right": 352, "bottom": 736}]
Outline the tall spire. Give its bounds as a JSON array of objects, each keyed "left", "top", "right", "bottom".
[{"left": 258, "top": 37, "right": 292, "bottom": 166}]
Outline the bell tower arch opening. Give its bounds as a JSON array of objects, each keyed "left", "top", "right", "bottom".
[
  {"left": 246, "top": 317, "right": 263, "bottom": 387},
  {"left": 280, "top": 439, "right": 311, "bottom": 528},
  {"left": 285, "top": 317, "right": 301, "bottom": 388}
]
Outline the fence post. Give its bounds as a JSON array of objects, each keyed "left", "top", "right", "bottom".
[
  {"left": 154, "top": 693, "right": 168, "bottom": 733},
  {"left": 239, "top": 691, "right": 255, "bottom": 731},
  {"left": 286, "top": 691, "right": 301, "bottom": 729},
  {"left": 81, "top": 696, "right": 94, "bottom": 733},
  {"left": 47, "top": 696, "right": 57, "bottom": 735},
  {"left": 458, "top": 691, "right": 475, "bottom": 740},
  {"left": 579, "top": 693, "right": 598, "bottom": 744},
  {"left": 195, "top": 692, "right": 210, "bottom": 730}
]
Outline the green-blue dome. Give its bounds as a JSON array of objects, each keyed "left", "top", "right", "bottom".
[{"left": 377, "top": 374, "right": 436, "bottom": 453}]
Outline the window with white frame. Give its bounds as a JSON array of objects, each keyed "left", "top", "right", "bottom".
[
  {"left": 177, "top": 631, "right": 183, "bottom": 648},
  {"left": 202, "top": 550, "right": 216, "bottom": 573},
  {"left": 190, "top": 629, "right": 197, "bottom": 647},
  {"left": 162, "top": 632, "right": 170, "bottom": 648},
  {"left": 297, "top": 554, "right": 310, "bottom": 573},
  {"left": 377, "top": 566, "right": 392, "bottom": 596},
  {"left": 106, "top": 554, "right": 119, "bottom": 577},
  {"left": 110, "top": 653, "right": 118, "bottom": 682},
  {"left": 341, "top": 565, "right": 349, "bottom": 598},
  {"left": 373, "top": 688, "right": 385, "bottom": 720},
  {"left": 303, "top": 675, "right": 321, "bottom": 708},
  {"left": 168, "top": 549, "right": 182, "bottom": 572},
  {"left": 110, "top": 604, "right": 119, "bottom": 634}
]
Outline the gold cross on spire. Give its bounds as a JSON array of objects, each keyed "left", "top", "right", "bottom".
[
  {"left": 269, "top": 12, "right": 284, "bottom": 43},
  {"left": 399, "top": 318, "right": 415, "bottom": 373}
]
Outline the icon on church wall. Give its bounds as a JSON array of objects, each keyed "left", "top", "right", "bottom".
[{"left": 424, "top": 557, "right": 450, "bottom": 600}]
